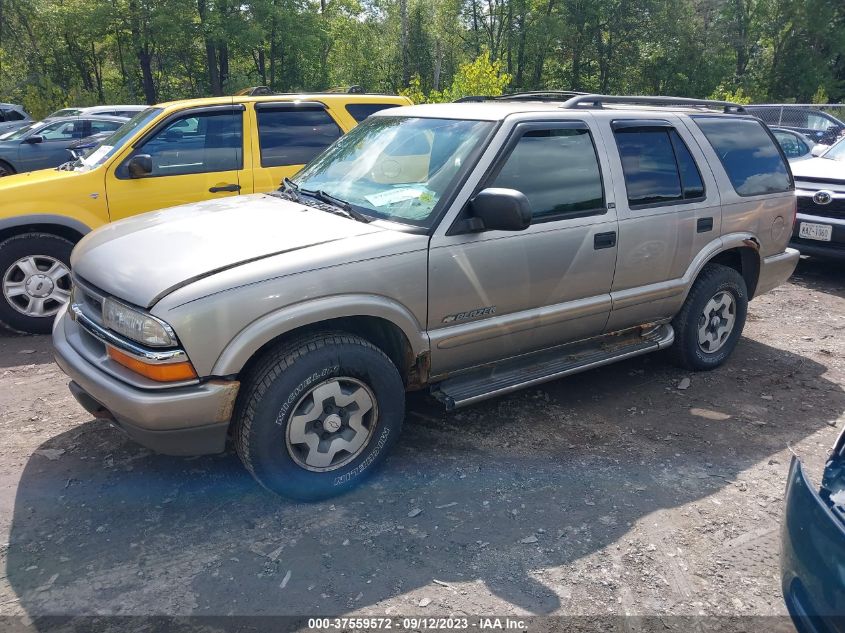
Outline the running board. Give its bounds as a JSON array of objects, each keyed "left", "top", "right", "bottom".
[{"left": 431, "top": 324, "right": 674, "bottom": 411}]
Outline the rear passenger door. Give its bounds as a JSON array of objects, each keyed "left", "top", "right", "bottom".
[
  {"left": 250, "top": 102, "right": 344, "bottom": 192},
  {"left": 428, "top": 119, "right": 619, "bottom": 375},
  {"left": 602, "top": 117, "right": 721, "bottom": 332}
]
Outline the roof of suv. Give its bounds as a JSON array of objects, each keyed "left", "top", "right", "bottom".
[
  {"left": 378, "top": 101, "right": 748, "bottom": 122},
  {"left": 155, "top": 93, "right": 411, "bottom": 111}
]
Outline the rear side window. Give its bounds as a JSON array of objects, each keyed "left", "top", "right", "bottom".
[
  {"left": 613, "top": 125, "right": 705, "bottom": 207},
  {"left": 3, "top": 109, "right": 25, "bottom": 121},
  {"left": 256, "top": 106, "right": 342, "bottom": 167},
  {"left": 694, "top": 117, "right": 792, "bottom": 196},
  {"left": 490, "top": 127, "right": 604, "bottom": 220},
  {"left": 345, "top": 103, "right": 400, "bottom": 123}
]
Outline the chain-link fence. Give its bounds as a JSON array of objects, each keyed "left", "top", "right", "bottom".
[{"left": 745, "top": 104, "right": 845, "bottom": 145}]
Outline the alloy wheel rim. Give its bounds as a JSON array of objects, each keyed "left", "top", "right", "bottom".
[
  {"left": 2, "top": 255, "right": 71, "bottom": 318},
  {"left": 285, "top": 377, "right": 378, "bottom": 472},
  {"left": 697, "top": 290, "right": 736, "bottom": 353}
]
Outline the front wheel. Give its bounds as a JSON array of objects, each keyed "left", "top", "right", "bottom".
[
  {"left": 668, "top": 263, "right": 748, "bottom": 371},
  {"left": 0, "top": 233, "right": 74, "bottom": 334},
  {"left": 233, "top": 332, "right": 405, "bottom": 501}
]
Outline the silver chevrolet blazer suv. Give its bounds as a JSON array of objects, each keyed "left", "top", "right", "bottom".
[{"left": 53, "top": 94, "right": 800, "bottom": 500}]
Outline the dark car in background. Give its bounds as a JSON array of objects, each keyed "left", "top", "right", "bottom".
[
  {"left": 789, "top": 137, "right": 845, "bottom": 259},
  {"left": 747, "top": 105, "right": 845, "bottom": 145},
  {"left": 0, "top": 115, "right": 127, "bottom": 177},
  {"left": 0, "top": 104, "right": 32, "bottom": 135},
  {"left": 782, "top": 426, "right": 845, "bottom": 633}
]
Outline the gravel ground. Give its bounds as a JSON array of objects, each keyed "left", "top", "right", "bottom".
[{"left": 0, "top": 257, "right": 842, "bottom": 632}]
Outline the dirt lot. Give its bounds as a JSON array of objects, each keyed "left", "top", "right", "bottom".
[{"left": 0, "top": 257, "right": 842, "bottom": 631}]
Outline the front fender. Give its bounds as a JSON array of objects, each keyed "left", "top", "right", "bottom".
[{"left": 210, "top": 294, "right": 429, "bottom": 376}]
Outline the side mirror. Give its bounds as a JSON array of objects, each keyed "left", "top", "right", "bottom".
[
  {"left": 468, "top": 188, "right": 532, "bottom": 232},
  {"left": 127, "top": 154, "right": 153, "bottom": 178},
  {"left": 24, "top": 135, "right": 44, "bottom": 144},
  {"left": 811, "top": 144, "right": 827, "bottom": 157}
]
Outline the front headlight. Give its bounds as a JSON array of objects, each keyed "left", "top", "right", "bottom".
[{"left": 102, "top": 297, "right": 176, "bottom": 347}]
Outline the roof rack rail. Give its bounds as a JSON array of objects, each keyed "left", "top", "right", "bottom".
[
  {"left": 559, "top": 94, "right": 746, "bottom": 114},
  {"left": 455, "top": 90, "right": 589, "bottom": 103}
]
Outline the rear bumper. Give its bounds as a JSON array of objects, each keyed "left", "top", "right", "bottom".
[
  {"left": 756, "top": 247, "right": 800, "bottom": 297},
  {"left": 53, "top": 305, "right": 239, "bottom": 456},
  {"left": 781, "top": 456, "right": 845, "bottom": 633}
]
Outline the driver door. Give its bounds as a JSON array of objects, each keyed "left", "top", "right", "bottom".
[
  {"left": 106, "top": 105, "right": 252, "bottom": 221},
  {"left": 427, "top": 120, "right": 619, "bottom": 376}
]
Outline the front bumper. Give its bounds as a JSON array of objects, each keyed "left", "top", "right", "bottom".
[
  {"left": 756, "top": 247, "right": 800, "bottom": 297},
  {"left": 791, "top": 213, "right": 845, "bottom": 260},
  {"left": 53, "top": 304, "right": 239, "bottom": 455},
  {"left": 781, "top": 456, "right": 845, "bottom": 633}
]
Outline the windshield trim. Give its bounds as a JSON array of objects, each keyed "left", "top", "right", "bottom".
[{"left": 291, "top": 116, "right": 501, "bottom": 235}]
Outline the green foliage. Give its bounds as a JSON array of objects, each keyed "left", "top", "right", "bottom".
[
  {"left": 708, "top": 85, "right": 753, "bottom": 105},
  {"left": 401, "top": 53, "right": 511, "bottom": 103},
  {"left": 1, "top": 0, "right": 844, "bottom": 112},
  {"left": 812, "top": 86, "right": 829, "bottom": 104}
]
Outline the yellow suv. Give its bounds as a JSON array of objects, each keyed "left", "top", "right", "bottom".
[{"left": 0, "top": 93, "right": 411, "bottom": 333}]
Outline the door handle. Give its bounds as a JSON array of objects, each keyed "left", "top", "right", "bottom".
[
  {"left": 209, "top": 183, "right": 241, "bottom": 193},
  {"left": 697, "top": 217, "right": 714, "bottom": 233},
  {"left": 594, "top": 231, "right": 617, "bottom": 250}
]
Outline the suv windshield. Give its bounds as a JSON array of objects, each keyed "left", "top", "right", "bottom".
[
  {"left": 75, "top": 107, "right": 163, "bottom": 171},
  {"left": 821, "top": 138, "right": 845, "bottom": 161},
  {"left": 0, "top": 123, "right": 38, "bottom": 141},
  {"left": 292, "top": 116, "right": 494, "bottom": 228}
]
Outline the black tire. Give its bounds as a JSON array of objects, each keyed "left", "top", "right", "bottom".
[
  {"left": 233, "top": 332, "right": 405, "bottom": 501},
  {"left": 0, "top": 160, "right": 15, "bottom": 178},
  {"left": 0, "top": 233, "right": 74, "bottom": 335},
  {"left": 668, "top": 263, "right": 748, "bottom": 371}
]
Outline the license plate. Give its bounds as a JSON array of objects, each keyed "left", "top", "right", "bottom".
[{"left": 799, "top": 222, "right": 833, "bottom": 242}]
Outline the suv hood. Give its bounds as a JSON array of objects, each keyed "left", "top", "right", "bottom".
[
  {"left": 791, "top": 157, "right": 845, "bottom": 182},
  {"left": 72, "top": 194, "right": 389, "bottom": 308}
]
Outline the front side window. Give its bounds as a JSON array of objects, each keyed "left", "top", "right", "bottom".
[
  {"left": 614, "top": 125, "right": 705, "bottom": 207},
  {"left": 807, "top": 113, "right": 833, "bottom": 131},
  {"left": 39, "top": 120, "right": 84, "bottom": 140},
  {"left": 293, "top": 116, "right": 494, "bottom": 228},
  {"left": 257, "top": 106, "right": 342, "bottom": 167},
  {"left": 694, "top": 117, "right": 792, "bottom": 196},
  {"left": 133, "top": 109, "right": 243, "bottom": 177},
  {"left": 490, "top": 127, "right": 604, "bottom": 219},
  {"left": 3, "top": 109, "right": 25, "bottom": 121}
]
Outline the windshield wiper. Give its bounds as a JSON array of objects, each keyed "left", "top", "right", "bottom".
[
  {"left": 300, "top": 187, "right": 373, "bottom": 223},
  {"left": 278, "top": 177, "right": 303, "bottom": 202}
]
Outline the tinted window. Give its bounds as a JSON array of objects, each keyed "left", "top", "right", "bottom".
[
  {"left": 3, "top": 109, "right": 25, "bottom": 121},
  {"left": 491, "top": 128, "right": 604, "bottom": 219},
  {"left": 136, "top": 109, "right": 243, "bottom": 176},
  {"left": 257, "top": 106, "right": 342, "bottom": 167},
  {"left": 615, "top": 129, "right": 681, "bottom": 205},
  {"left": 695, "top": 118, "right": 792, "bottom": 196},
  {"left": 345, "top": 103, "right": 400, "bottom": 123},
  {"left": 670, "top": 130, "right": 705, "bottom": 198}
]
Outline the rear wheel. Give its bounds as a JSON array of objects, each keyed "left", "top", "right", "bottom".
[
  {"left": 668, "top": 263, "right": 748, "bottom": 371},
  {"left": 0, "top": 233, "right": 74, "bottom": 334},
  {"left": 233, "top": 332, "right": 405, "bottom": 501}
]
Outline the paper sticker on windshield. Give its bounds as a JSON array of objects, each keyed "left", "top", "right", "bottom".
[
  {"left": 365, "top": 188, "right": 426, "bottom": 207},
  {"left": 82, "top": 145, "right": 113, "bottom": 165}
]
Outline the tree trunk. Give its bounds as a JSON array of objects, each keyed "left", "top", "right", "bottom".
[{"left": 400, "top": 0, "right": 410, "bottom": 86}]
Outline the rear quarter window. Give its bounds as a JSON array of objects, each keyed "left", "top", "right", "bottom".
[
  {"left": 694, "top": 117, "right": 793, "bottom": 196},
  {"left": 345, "top": 103, "right": 401, "bottom": 123}
]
